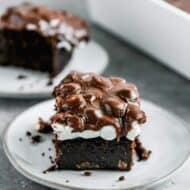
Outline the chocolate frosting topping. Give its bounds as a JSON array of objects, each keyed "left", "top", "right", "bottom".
[
  {"left": 0, "top": 3, "right": 89, "bottom": 47},
  {"left": 52, "top": 72, "right": 147, "bottom": 139}
]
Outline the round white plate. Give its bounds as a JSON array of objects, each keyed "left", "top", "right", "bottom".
[
  {"left": 3, "top": 99, "right": 190, "bottom": 190},
  {"left": 0, "top": 41, "right": 108, "bottom": 98}
]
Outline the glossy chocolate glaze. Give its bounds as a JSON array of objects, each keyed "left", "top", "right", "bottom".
[
  {"left": 135, "top": 138, "right": 152, "bottom": 161},
  {"left": 166, "top": 0, "right": 190, "bottom": 13},
  {"left": 51, "top": 72, "right": 147, "bottom": 139},
  {"left": 0, "top": 2, "right": 89, "bottom": 46}
]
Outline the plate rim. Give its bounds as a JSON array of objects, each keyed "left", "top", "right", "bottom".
[
  {"left": 0, "top": 40, "right": 109, "bottom": 99},
  {"left": 2, "top": 99, "right": 190, "bottom": 190}
]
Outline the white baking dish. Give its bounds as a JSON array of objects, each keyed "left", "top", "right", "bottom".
[{"left": 88, "top": 0, "right": 190, "bottom": 79}]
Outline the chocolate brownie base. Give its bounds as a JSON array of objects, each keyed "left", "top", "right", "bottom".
[
  {"left": 0, "top": 3, "right": 89, "bottom": 77},
  {"left": 0, "top": 29, "right": 72, "bottom": 76},
  {"left": 55, "top": 137, "right": 135, "bottom": 170}
]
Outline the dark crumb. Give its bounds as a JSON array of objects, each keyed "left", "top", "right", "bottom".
[
  {"left": 43, "top": 165, "right": 58, "bottom": 174},
  {"left": 46, "top": 79, "right": 53, "bottom": 86},
  {"left": 31, "top": 135, "right": 43, "bottom": 144},
  {"left": 41, "top": 152, "right": 45, "bottom": 157},
  {"left": 26, "top": 131, "right": 32, "bottom": 137},
  {"left": 82, "top": 171, "right": 92, "bottom": 176},
  {"left": 17, "top": 74, "right": 27, "bottom": 80},
  {"left": 19, "top": 138, "right": 22, "bottom": 142},
  {"left": 135, "top": 138, "right": 152, "bottom": 161},
  {"left": 48, "top": 148, "right": 51, "bottom": 151},
  {"left": 52, "top": 139, "right": 56, "bottom": 144},
  {"left": 49, "top": 156, "right": 55, "bottom": 164},
  {"left": 37, "top": 117, "right": 53, "bottom": 134},
  {"left": 65, "top": 180, "right": 69, "bottom": 183},
  {"left": 118, "top": 176, "right": 125, "bottom": 181}
]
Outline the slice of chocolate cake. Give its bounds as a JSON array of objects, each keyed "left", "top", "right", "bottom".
[
  {"left": 38, "top": 72, "right": 150, "bottom": 170},
  {"left": 0, "top": 3, "right": 89, "bottom": 77}
]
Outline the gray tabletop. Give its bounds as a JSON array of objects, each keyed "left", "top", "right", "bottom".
[{"left": 0, "top": 24, "right": 190, "bottom": 190}]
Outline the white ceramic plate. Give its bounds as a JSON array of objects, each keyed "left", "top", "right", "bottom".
[
  {"left": 0, "top": 41, "right": 108, "bottom": 98},
  {"left": 3, "top": 99, "right": 190, "bottom": 190}
]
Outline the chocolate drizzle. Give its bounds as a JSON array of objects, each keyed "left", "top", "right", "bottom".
[
  {"left": 51, "top": 72, "right": 147, "bottom": 140},
  {"left": 135, "top": 138, "right": 152, "bottom": 161}
]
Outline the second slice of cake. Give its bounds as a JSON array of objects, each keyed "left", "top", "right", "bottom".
[{"left": 0, "top": 3, "right": 89, "bottom": 77}]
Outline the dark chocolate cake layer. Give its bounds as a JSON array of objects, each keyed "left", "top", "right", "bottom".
[
  {"left": 0, "top": 3, "right": 89, "bottom": 76},
  {"left": 55, "top": 137, "right": 135, "bottom": 170}
]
